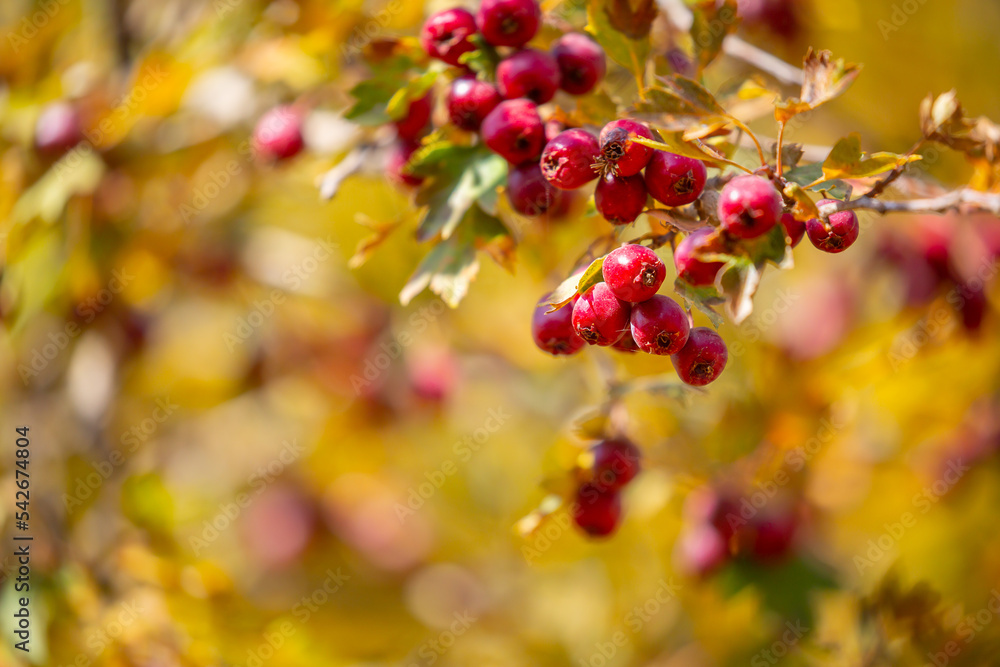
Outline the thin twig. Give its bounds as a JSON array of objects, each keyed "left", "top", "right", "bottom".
[
  {"left": 862, "top": 138, "right": 926, "bottom": 198},
  {"left": 818, "top": 189, "right": 1000, "bottom": 219}
]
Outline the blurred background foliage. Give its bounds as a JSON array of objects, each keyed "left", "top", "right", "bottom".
[{"left": 0, "top": 0, "right": 999, "bottom": 666}]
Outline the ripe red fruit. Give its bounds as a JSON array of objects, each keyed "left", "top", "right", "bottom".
[
  {"left": 675, "top": 523, "right": 729, "bottom": 576},
  {"left": 476, "top": 0, "right": 540, "bottom": 48},
  {"left": 497, "top": 49, "right": 561, "bottom": 104},
  {"left": 35, "top": 102, "right": 83, "bottom": 154},
  {"left": 630, "top": 295, "right": 691, "bottom": 355},
  {"left": 385, "top": 141, "right": 424, "bottom": 187},
  {"left": 602, "top": 244, "right": 666, "bottom": 303},
  {"left": 506, "top": 162, "right": 564, "bottom": 216},
  {"left": 446, "top": 77, "right": 501, "bottom": 131},
  {"left": 674, "top": 228, "right": 726, "bottom": 287},
  {"left": 531, "top": 299, "right": 585, "bottom": 356},
  {"left": 751, "top": 512, "right": 797, "bottom": 562},
  {"left": 481, "top": 99, "right": 545, "bottom": 165},
  {"left": 717, "top": 175, "right": 783, "bottom": 239},
  {"left": 551, "top": 33, "right": 606, "bottom": 95},
  {"left": 598, "top": 119, "right": 653, "bottom": 177},
  {"left": 671, "top": 327, "right": 728, "bottom": 386},
  {"left": 611, "top": 328, "right": 640, "bottom": 353},
  {"left": 806, "top": 201, "right": 860, "bottom": 253},
  {"left": 956, "top": 282, "right": 987, "bottom": 332},
  {"left": 644, "top": 151, "right": 707, "bottom": 207},
  {"left": 781, "top": 211, "right": 806, "bottom": 247},
  {"left": 540, "top": 129, "right": 600, "bottom": 190},
  {"left": 572, "top": 282, "right": 631, "bottom": 346},
  {"left": 572, "top": 482, "right": 622, "bottom": 537},
  {"left": 595, "top": 173, "right": 648, "bottom": 225},
  {"left": 590, "top": 438, "right": 641, "bottom": 491},
  {"left": 420, "top": 8, "right": 478, "bottom": 66},
  {"left": 253, "top": 105, "right": 304, "bottom": 160},
  {"left": 394, "top": 94, "right": 432, "bottom": 141}
]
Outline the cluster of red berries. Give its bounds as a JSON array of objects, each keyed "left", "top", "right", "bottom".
[{"left": 570, "top": 438, "right": 641, "bottom": 537}]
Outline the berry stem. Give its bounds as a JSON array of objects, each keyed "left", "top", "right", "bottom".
[
  {"left": 730, "top": 117, "right": 767, "bottom": 168},
  {"left": 775, "top": 120, "right": 787, "bottom": 176}
]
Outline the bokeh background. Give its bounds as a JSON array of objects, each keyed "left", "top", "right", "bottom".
[{"left": 1, "top": 0, "right": 1000, "bottom": 665}]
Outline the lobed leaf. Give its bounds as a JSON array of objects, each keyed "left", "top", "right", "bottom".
[{"left": 774, "top": 48, "right": 861, "bottom": 122}]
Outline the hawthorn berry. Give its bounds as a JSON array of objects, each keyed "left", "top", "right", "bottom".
[
  {"left": 35, "top": 102, "right": 83, "bottom": 154},
  {"left": 476, "top": 0, "right": 540, "bottom": 48},
  {"left": 253, "top": 105, "right": 304, "bottom": 161},
  {"left": 644, "top": 151, "right": 707, "bottom": 207},
  {"left": 385, "top": 141, "right": 424, "bottom": 187},
  {"left": 781, "top": 211, "right": 806, "bottom": 247},
  {"left": 671, "top": 327, "right": 728, "bottom": 386},
  {"left": 956, "top": 282, "right": 988, "bottom": 332},
  {"left": 531, "top": 299, "right": 585, "bottom": 356},
  {"left": 420, "top": 7, "right": 478, "bottom": 66},
  {"left": 551, "top": 32, "right": 606, "bottom": 95},
  {"left": 540, "top": 129, "right": 600, "bottom": 190},
  {"left": 481, "top": 98, "right": 545, "bottom": 165},
  {"left": 674, "top": 228, "right": 726, "bottom": 287},
  {"left": 597, "top": 119, "right": 653, "bottom": 177},
  {"left": 590, "top": 438, "right": 641, "bottom": 491},
  {"left": 394, "top": 94, "right": 432, "bottom": 141},
  {"left": 675, "top": 523, "right": 729, "bottom": 576},
  {"left": 506, "top": 162, "right": 564, "bottom": 216},
  {"left": 630, "top": 295, "right": 691, "bottom": 355},
  {"left": 717, "top": 174, "right": 783, "bottom": 239},
  {"left": 572, "top": 482, "right": 622, "bottom": 537},
  {"left": 805, "top": 201, "right": 860, "bottom": 253},
  {"left": 595, "top": 173, "right": 648, "bottom": 225},
  {"left": 611, "top": 328, "right": 640, "bottom": 353},
  {"left": 447, "top": 76, "right": 501, "bottom": 131},
  {"left": 602, "top": 244, "right": 665, "bottom": 303},
  {"left": 572, "top": 282, "right": 631, "bottom": 346},
  {"left": 497, "top": 49, "right": 561, "bottom": 104},
  {"left": 544, "top": 119, "right": 566, "bottom": 143},
  {"left": 751, "top": 512, "right": 797, "bottom": 562}
]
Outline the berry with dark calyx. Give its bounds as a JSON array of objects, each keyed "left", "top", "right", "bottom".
[
  {"left": 476, "top": 0, "right": 540, "bottom": 48},
  {"left": 540, "top": 129, "right": 600, "bottom": 190},
  {"left": 674, "top": 228, "right": 726, "bottom": 287},
  {"left": 644, "top": 151, "right": 707, "bottom": 207},
  {"left": 671, "top": 327, "right": 728, "bottom": 386},
  {"left": 531, "top": 299, "right": 585, "bottom": 356},
  {"left": 551, "top": 32, "right": 606, "bottom": 95},
  {"left": 572, "top": 282, "right": 631, "bottom": 346},
  {"left": 420, "top": 7, "right": 478, "bottom": 66},
  {"left": 806, "top": 201, "right": 860, "bottom": 253},
  {"left": 506, "top": 162, "right": 564, "bottom": 216},
  {"left": 481, "top": 99, "right": 545, "bottom": 165},
  {"left": 781, "top": 212, "right": 806, "bottom": 247},
  {"left": 497, "top": 49, "right": 561, "bottom": 104},
  {"left": 386, "top": 141, "right": 424, "bottom": 187},
  {"left": 446, "top": 77, "right": 501, "bottom": 131},
  {"left": 394, "top": 94, "right": 432, "bottom": 141},
  {"left": 572, "top": 482, "right": 622, "bottom": 537},
  {"left": 595, "top": 173, "right": 648, "bottom": 225},
  {"left": 630, "top": 295, "right": 691, "bottom": 355},
  {"left": 253, "top": 105, "right": 304, "bottom": 161},
  {"left": 611, "top": 328, "right": 640, "bottom": 353},
  {"left": 589, "top": 438, "right": 641, "bottom": 491},
  {"left": 717, "top": 174, "right": 783, "bottom": 239},
  {"left": 602, "top": 244, "right": 665, "bottom": 303},
  {"left": 35, "top": 102, "right": 83, "bottom": 154},
  {"left": 597, "top": 119, "right": 653, "bottom": 177}
]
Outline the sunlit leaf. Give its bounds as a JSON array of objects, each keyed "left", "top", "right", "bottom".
[
  {"left": 822, "top": 133, "right": 922, "bottom": 180},
  {"left": 545, "top": 256, "right": 606, "bottom": 311},
  {"left": 774, "top": 48, "right": 861, "bottom": 122}
]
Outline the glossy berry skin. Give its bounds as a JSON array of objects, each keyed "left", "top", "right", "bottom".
[
  {"left": 644, "top": 151, "right": 707, "bottom": 207},
  {"left": 717, "top": 175, "right": 783, "bottom": 239},
  {"left": 531, "top": 299, "right": 585, "bottom": 356},
  {"left": 781, "top": 212, "right": 806, "bottom": 247},
  {"left": 476, "top": 0, "right": 540, "bottom": 48},
  {"left": 506, "top": 162, "right": 564, "bottom": 216},
  {"left": 674, "top": 228, "right": 726, "bottom": 287},
  {"left": 35, "top": 102, "right": 83, "bottom": 154},
  {"left": 447, "top": 77, "right": 501, "bottom": 131},
  {"left": 671, "top": 327, "right": 728, "bottom": 386},
  {"left": 590, "top": 438, "right": 641, "bottom": 491},
  {"left": 394, "top": 94, "right": 432, "bottom": 141},
  {"left": 253, "top": 105, "right": 304, "bottom": 160},
  {"left": 420, "top": 8, "right": 478, "bottom": 66},
  {"left": 630, "top": 295, "right": 691, "bottom": 356},
  {"left": 602, "top": 244, "right": 665, "bottom": 303},
  {"left": 572, "top": 282, "right": 631, "bottom": 346},
  {"left": 551, "top": 33, "right": 606, "bottom": 95},
  {"left": 595, "top": 173, "right": 647, "bottom": 225},
  {"left": 540, "top": 129, "right": 600, "bottom": 190},
  {"left": 497, "top": 49, "right": 561, "bottom": 104},
  {"left": 806, "top": 201, "right": 860, "bottom": 253},
  {"left": 481, "top": 99, "right": 545, "bottom": 165},
  {"left": 572, "top": 482, "right": 622, "bottom": 537},
  {"left": 598, "top": 119, "right": 653, "bottom": 177},
  {"left": 385, "top": 141, "right": 424, "bottom": 187}
]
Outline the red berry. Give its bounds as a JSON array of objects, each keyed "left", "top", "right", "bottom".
[
  {"left": 481, "top": 99, "right": 545, "bottom": 165},
  {"left": 253, "top": 105, "right": 304, "bottom": 160},
  {"left": 572, "top": 482, "right": 622, "bottom": 537},
  {"left": 446, "top": 77, "right": 501, "bottom": 131},
  {"left": 420, "top": 8, "right": 478, "bottom": 66},
  {"left": 630, "top": 295, "right": 691, "bottom": 355},
  {"left": 540, "top": 129, "right": 600, "bottom": 190},
  {"left": 781, "top": 211, "right": 806, "bottom": 247},
  {"left": 674, "top": 228, "right": 727, "bottom": 287},
  {"left": 551, "top": 33, "right": 606, "bottom": 95},
  {"left": 531, "top": 299, "right": 585, "bottom": 356},
  {"left": 805, "top": 201, "right": 860, "bottom": 253},
  {"left": 644, "top": 151, "right": 707, "bottom": 207},
  {"left": 956, "top": 282, "right": 988, "bottom": 332},
  {"left": 476, "top": 0, "right": 540, "bottom": 48},
  {"left": 595, "top": 173, "right": 648, "bottom": 225},
  {"left": 671, "top": 327, "right": 728, "bottom": 386},
  {"left": 602, "top": 244, "right": 666, "bottom": 303},
  {"left": 611, "top": 328, "right": 640, "bottom": 353},
  {"left": 544, "top": 119, "right": 566, "bottom": 143},
  {"left": 717, "top": 175, "right": 783, "bottom": 239},
  {"left": 506, "top": 162, "right": 564, "bottom": 216},
  {"left": 675, "top": 523, "right": 729, "bottom": 576},
  {"left": 590, "top": 438, "right": 641, "bottom": 491},
  {"left": 571, "top": 282, "right": 631, "bottom": 346},
  {"left": 394, "top": 94, "right": 432, "bottom": 141},
  {"left": 385, "top": 141, "right": 424, "bottom": 187},
  {"left": 497, "top": 49, "right": 561, "bottom": 104},
  {"left": 35, "top": 102, "right": 83, "bottom": 154},
  {"left": 598, "top": 119, "right": 653, "bottom": 177},
  {"left": 751, "top": 511, "right": 797, "bottom": 562}
]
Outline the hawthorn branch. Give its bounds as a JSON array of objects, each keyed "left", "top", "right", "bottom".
[{"left": 818, "top": 189, "right": 1000, "bottom": 219}]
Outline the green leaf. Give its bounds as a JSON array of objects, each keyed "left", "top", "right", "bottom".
[
  {"left": 690, "top": 0, "right": 738, "bottom": 75},
  {"left": 586, "top": 0, "right": 650, "bottom": 72},
  {"left": 385, "top": 69, "right": 438, "bottom": 121},
  {"left": 774, "top": 48, "right": 861, "bottom": 122},
  {"left": 782, "top": 161, "right": 823, "bottom": 186},
  {"left": 10, "top": 148, "right": 105, "bottom": 226},
  {"left": 716, "top": 557, "right": 837, "bottom": 629},
  {"left": 344, "top": 52, "right": 428, "bottom": 125},
  {"left": 400, "top": 232, "right": 478, "bottom": 308},
  {"left": 458, "top": 35, "right": 501, "bottom": 80},
  {"left": 545, "top": 256, "right": 606, "bottom": 311},
  {"left": 746, "top": 224, "right": 792, "bottom": 270},
  {"left": 633, "top": 134, "right": 728, "bottom": 168},
  {"left": 718, "top": 257, "right": 760, "bottom": 324},
  {"left": 673, "top": 278, "right": 724, "bottom": 329},
  {"left": 821, "top": 132, "right": 922, "bottom": 180},
  {"left": 415, "top": 146, "right": 507, "bottom": 242}
]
